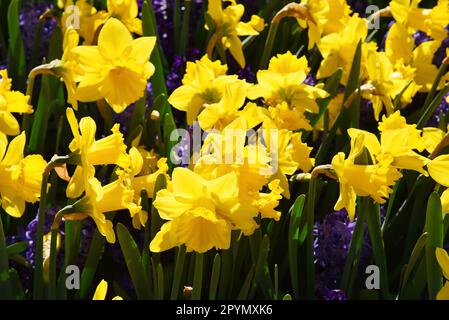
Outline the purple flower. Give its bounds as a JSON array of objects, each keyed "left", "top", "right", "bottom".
[
  {"left": 304, "top": 73, "right": 317, "bottom": 87},
  {"left": 433, "top": 29, "right": 449, "bottom": 67},
  {"left": 314, "top": 209, "right": 354, "bottom": 298},
  {"left": 19, "top": 2, "right": 55, "bottom": 66},
  {"left": 413, "top": 31, "right": 431, "bottom": 46},
  {"left": 166, "top": 48, "right": 201, "bottom": 93},
  {"left": 426, "top": 92, "right": 449, "bottom": 127},
  {"left": 346, "top": 0, "right": 368, "bottom": 17}
]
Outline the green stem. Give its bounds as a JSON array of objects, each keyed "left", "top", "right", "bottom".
[
  {"left": 33, "top": 169, "right": 50, "bottom": 299},
  {"left": 170, "top": 246, "right": 186, "bottom": 300},
  {"left": 179, "top": 0, "right": 192, "bottom": 55},
  {"left": 366, "top": 201, "right": 390, "bottom": 299},
  {"left": 305, "top": 176, "right": 317, "bottom": 299},
  {"left": 0, "top": 214, "right": 12, "bottom": 299},
  {"left": 341, "top": 199, "right": 368, "bottom": 298},
  {"left": 417, "top": 83, "right": 449, "bottom": 129},
  {"left": 192, "top": 253, "right": 203, "bottom": 300},
  {"left": 48, "top": 228, "right": 58, "bottom": 299},
  {"left": 260, "top": 22, "right": 279, "bottom": 69}
]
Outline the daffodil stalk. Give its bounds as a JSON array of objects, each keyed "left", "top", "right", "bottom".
[
  {"left": 0, "top": 211, "right": 12, "bottom": 299},
  {"left": 366, "top": 6, "right": 391, "bottom": 26},
  {"left": 192, "top": 253, "right": 204, "bottom": 300},
  {"left": 305, "top": 165, "right": 337, "bottom": 298},
  {"left": 260, "top": 3, "right": 312, "bottom": 69},
  {"left": 33, "top": 154, "right": 77, "bottom": 299},
  {"left": 179, "top": 0, "right": 192, "bottom": 55},
  {"left": 30, "top": 9, "right": 52, "bottom": 69},
  {"left": 21, "top": 61, "right": 60, "bottom": 138}
]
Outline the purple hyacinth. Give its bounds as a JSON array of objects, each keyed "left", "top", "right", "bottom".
[
  {"left": 346, "top": 0, "right": 368, "bottom": 17},
  {"left": 19, "top": 2, "right": 55, "bottom": 66},
  {"left": 171, "top": 125, "right": 193, "bottom": 167},
  {"left": 166, "top": 48, "right": 201, "bottom": 93},
  {"left": 427, "top": 92, "right": 449, "bottom": 127},
  {"left": 314, "top": 209, "right": 354, "bottom": 299},
  {"left": 413, "top": 31, "right": 431, "bottom": 47},
  {"left": 380, "top": 20, "right": 396, "bottom": 51},
  {"left": 304, "top": 73, "right": 317, "bottom": 87},
  {"left": 25, "top": 207, "right": 64, "bottom": 269},
  {"left": 433, "top": 28, "right": 449, "bottom": 67}
]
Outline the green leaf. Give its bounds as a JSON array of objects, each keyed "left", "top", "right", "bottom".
[
  {"left": 0, "top": 216, "right": 12, "bottom": 299},
  {"left": 209, "top": 253, "right": 221, "bottom": 300},
  {"left": 142, "top": 0, "right": 177, "bottom": 166},
  {"left": 425, "top": 192, "right": 444, "bottom": 299},
  {"left": 365, "top": 200, "right": 390, "bottom": 299},
  {"left": 156, "top": 263, "right": 164, "bottom": 300},
  {"left": 170, "top": 246, "right": 186, "bottom": 300},
  {"left": 8, "top": 268, "right": 24, "bottom": 300},
  {"left": 6, "top": 241, "right": 29, "bottom": 257},
  {"left": 7, "top": 0, "right": 26, "bottom": 91},
  {"left": 399, "top": 232, "right": 427, "bottom": 298},
  {"left": 305, "top": 177, "right": 318, "bottom": 298},
  {"left": 117, "top": 223, "right": 151, "bottom": 299},
  {"left": 417, "top": 84, "right": 449, "bottom": 129},
  {"left": 78, "top": 229, "right": 106, "bottom": 299},
  {"left": 304, "top": 68, "right": 344, "bottom": 141},
  {"left": 288, "top": 194, "right": 305, "bottom": 299},
  {"left": 315, "top": 41, "right": 362, "bottom": 164},
  {"left": 341, "top": 197, "right": 368, "bottom": 298},
  {"left": 260, "top": 22, "right": 279, "bottom": 69},
  {"left": 237, "top": 265, "right": 255, "bottom": 300},
  {"left": 192, "top": 253, "right": 204, "bottom": 300},
  {"left": 249, "top": 234, "right": 273, "bottom": 299}
]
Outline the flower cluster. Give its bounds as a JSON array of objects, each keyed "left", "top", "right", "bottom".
[{"left": 2, "top": 0, "right": 449, "bottom": 301}]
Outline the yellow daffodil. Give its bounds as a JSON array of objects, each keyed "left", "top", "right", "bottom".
[
  {"left": 107, "top": 0, "right": 142, "bottom": 35},
  {"left": 206, "top": 0, "right": 264, "bottom": 67},
  {"left": 332, "top": 131, "right": 402, "bottom": 221},
  {"left": 422, "top": 126, "right": 447, "bottom": 153},
  {"left": 59, "top": 27, "right": 82, "bottom": 109},
  {"left": 197, "top": 81, "right": 247, "bottom": 131},
  {"left": 65, "top": 108, "right": 129, "bottom": 199},
  {"left": 62, "top": 0, "right": 108, "bottom": 45},
  {"left": 296, "top": 0, "right": 351, "bottom": 49},
  {"left": 364, "top": 51, "right": 415, "bottom": 120},
  {"left": 390, "top": 0, "right": 449, "bottom": 42},
  {"left": 0, "top": 69, "right": 33, "bottom": 136},
  {"left": 428, "top": 154, "right": 449, "bottom": 213},
  {"left": 168, "top": 55, "right": 245, "bottom": 124},
  {"left": 194, "top": 117, "right": 285, "bottom": 222},
  {"left": 0, "top": 132, "right": 47, "bottom": 218},
  {"left": 195, "top": 117, "right": 271, "bottom": 196},
  {"left": 93, "top": 279, "right": 123, "bottom": 300},
  {"left": 385, "top": 22, "right": 447, "bottom": 93},
  {"left": 436, "top": 248, "right": 449, "bottom": 300},
  {"left": 317, "top": 15, "right": 376, "bottom": 85},
  {"left": 150, "top": 168, "right": 258, "bottom": 253},
  {"left": 68, "top": 170, "right": 138, "bottom": 243},
  {"left": 248, "top": 52, "right": 328, "bottom": 130},
  {"left": 349, "top": 112, "right": 428, "bottom": 174},
  {"left": 71, "top": 18, "right": 156, "bottom": 113},
  {"left": 263, "top": 125, "right": 315, "bottom": 198},
  {"left": 314, "top": 93, "right": 343, "bottom": 131},
  {"left": 117, "top": 147, "right": 169, "bottom": 229},
  {"left": 333, "top": 112, "right": 429, "bottom": 220}
]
